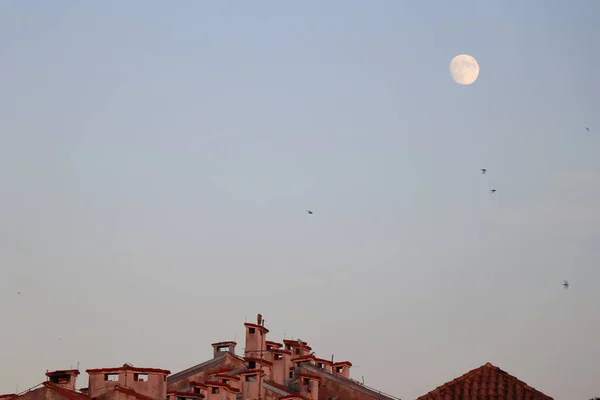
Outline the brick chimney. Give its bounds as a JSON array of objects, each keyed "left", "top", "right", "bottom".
[
  {"left": 332, "top": 361, "right": 352, "bottom": 379},
  {"left": 244, "top": 313, "right": 269, "bottom": 360},
  {"left": 46, "top": 370, "right": 80, "bottom": 391}
]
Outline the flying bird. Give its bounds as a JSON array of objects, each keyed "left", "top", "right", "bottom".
[
  {"left": 490, "top": 189, "right": 496, "bottom": 194},
  {"left": 585, "top": 127, "right": 590, "bottom": 132},
  {"left": 481, "top": 169, "right": 487, "bottom": 174},
  {"left": 17, "top": 292, "right": 22, "bottom": 295},
  {"left": 307, "top": 210, "right": 313, "bottom": 215},
  {"left": 563, "top": 280, "right": 569, "bottom": 289}
]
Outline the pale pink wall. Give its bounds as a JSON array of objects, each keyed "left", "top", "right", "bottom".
[
  {"left": 244, "top": 323, "right": 268, "bottom": 359},
  {"left": 240, "top": 374, "right": 261, "bottom": 400},
  {"left": 270, "top": 350, "right": 291, "bottom": 386},
  {"left": 87, "top": 370, "right": 167, "bottom": 399}
]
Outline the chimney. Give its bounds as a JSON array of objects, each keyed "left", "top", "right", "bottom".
[
  {"left": 211, "top": 341, "right": 237, "bottom": 358},
  {"left": 332, "top": 361, "right": 352, "bottom": 379},
  {"left": 298, "top": 373, "right": 320, "bottom": 400},
  {"left": 46, "top": 370, "right": 80, "bottom": 391},
  {"left": 244, "top": 314, "right": 268, "bottom": 359}
]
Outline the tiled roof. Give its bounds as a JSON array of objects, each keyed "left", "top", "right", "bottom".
[
  {"left": 416, "top": 362, "right": 554, "bottom": 400},
  {"left": 113, "top": 385, "right": 155, "bottom": 400},
  {"left": 167, "top": 354, "right": 227, "bottom": 384},
  {"left": 0, "top": 395, "right": 16, "bottom": 399},
  {"left": 302, "top": 364, "right": 400, "bottom": 400},
  {"left": 41, "top": 383, "right": 90, "bottom": 400},
  {"left": 262, "top": 380, "right": 310, "bottom": 400},
  {"left": 87, "top": 364, "right": 170, "bottom": 375}
]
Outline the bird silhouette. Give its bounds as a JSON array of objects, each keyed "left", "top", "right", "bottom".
[
  {"left": 563, "top": 280, "right": 569, "bottom": 289},
  {"left": 585, "top": 127, "right": 590, "bottom": 132},
  {"left": 17, "top": 292, "right": 22, "bottom": 295},
  {"left": 307, "top": 210, "right": 313, "bottom": 215},
  {"left": 481, "top": 169, "right": 487, "bottom": 174},
  {"left": 490, "top": 189, "right": 496, "bottom": 194}
]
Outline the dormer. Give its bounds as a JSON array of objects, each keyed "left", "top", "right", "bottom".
[
  {"left": 211, "top": 341, "right": 237, "bottom": 358},
  {"left": 297, "top": 372, "right": 321, "bottom": 400},
  {"left": 46, "top": 369, "right": 80, "bottom": 391},
  {"left": 244, "top": 314, "right": 269, "bottom": 358},
  {"left": 239, "top": 369, "right": 263, "bottom": 400},
  {"left": 265, "top": 341, "right": 283, "bottom": 351},
  {"left": 210, "top": 373, "right": 240, "bottom": 390},
  {"left": 283, "top": 339, "right": 311, "bottom": 357},
  {"left": 270, "top": 349, "right": 292, "bottom": 385},
  {"left": 188, "top": 382, "right": 207, "bottom": 398},
  {"left": 291, "top": 355, "right": 315, "bottom": 368},
  {"left": 332, "top": 361, "right": 352, "bottom": 378},
  {"left": 314, "top": 358, "right": 333, "bottom": 373}
]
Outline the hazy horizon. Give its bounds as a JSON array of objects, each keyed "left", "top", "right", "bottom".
[{"left": 1, "top": 1, "right": 599, "bottom": 399}]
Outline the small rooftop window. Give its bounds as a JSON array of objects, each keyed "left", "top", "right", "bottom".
[
  {"left": 248, "top": 361, "right": 256, "bottom": 369},
  {"left": 245, "top": 375, "right": 257, "bottom": 383},
  {"left": 317, "top": 363, "right": 324, "bottom": 369},
  {"left": 105, "top": 373, "right": 119, "bottom": 382},
  {"left": 248, "top": 328, "right": 256, "bottom": 334},
  {"left": 211, "top": 388, "right": 219, "bottom": 394},
  {"left": 50, "top": 375, "right": 70, "bottom": 384},
  {"left": 134, "top": 373, "right": 148, "bottom": 382},
  {"left": 335, "top": 366, "right": 344, "bottom": 373},
  {"left": 274, "top": 354, "right": 283, "bottom": 361}
]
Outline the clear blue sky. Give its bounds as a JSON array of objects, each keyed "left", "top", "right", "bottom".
[{"left": 1, "top": 1, "right": 599, "bottom": 399}]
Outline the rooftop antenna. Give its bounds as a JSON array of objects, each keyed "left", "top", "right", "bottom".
[
  {"left": 362, "top": 376, "right": 364, "bottom": 385},
  {"left": 331, "top": 354, "right": 334, "bottom": 364},
  {"left": 76, "top": 362, "right": 80, "bottom": 370}
]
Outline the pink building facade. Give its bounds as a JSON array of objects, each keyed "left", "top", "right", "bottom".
[{"left": 2, "top": 314, "right": 410, "bottom": 400}]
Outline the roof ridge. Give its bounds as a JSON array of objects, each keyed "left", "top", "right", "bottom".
[{"left": 416, "top": 362, "right": 554, "bottom": 400}]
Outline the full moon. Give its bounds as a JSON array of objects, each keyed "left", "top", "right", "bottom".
[{"left": 450, "top": 54, "right": 480, "bottom": 85}]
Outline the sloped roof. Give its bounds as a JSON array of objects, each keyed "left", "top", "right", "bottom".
[
  {"left": 302, "top": 365, "right": 400, "bottom": 400},
  {"left": 167, "top": 354, "right": 227, "bottom": 384},
  {"left": 113, "top": 385, "right": 155, "bottom": 400},
  {"left": 41, "top": 383, "right": 90, "bottom": 400},
  {"left": 261, "top": 380, "right": 310, "bottom": 400},
  {"left": 416, "top": 362, "right": 553, "bottom": 400}
]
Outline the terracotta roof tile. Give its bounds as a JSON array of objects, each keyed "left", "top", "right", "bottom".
[
  {"left": 41, "top": 383, "right": 90, "bottom": 400},
  {"left": 416, "top": 362, "right": 553, "bottom": 400},
  {"left": 113, "top": 385, "right": 155, "bottom": 400}
]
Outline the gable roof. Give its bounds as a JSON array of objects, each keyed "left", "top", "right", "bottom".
[{"left": 416, "top": 362, "right": 553, "bottom": 400}]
